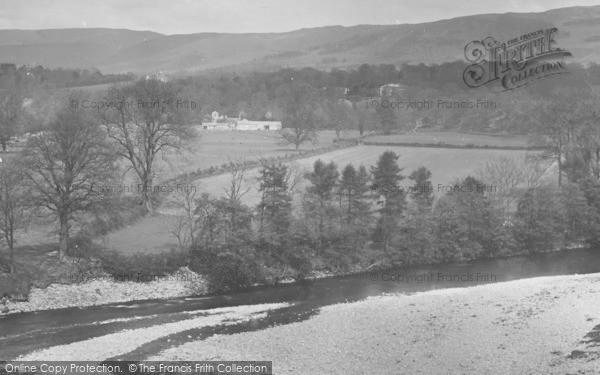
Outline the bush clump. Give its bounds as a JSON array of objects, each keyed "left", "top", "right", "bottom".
[
  {"left": 98, "top": 248, "right": 189, "bottom": 282},
  {"left": 190, "top": 243, "right": 265, "bottom": 292}
]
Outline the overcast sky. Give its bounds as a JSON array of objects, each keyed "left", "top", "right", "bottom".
[{"left": 1, "top": 0, "right": 599, "bottom": 34}]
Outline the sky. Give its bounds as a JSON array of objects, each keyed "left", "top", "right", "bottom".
[{"left": 0, "top": 0, "right": 599, "bottom": 34}]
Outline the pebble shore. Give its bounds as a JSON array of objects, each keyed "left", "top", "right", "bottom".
[
  {"left": 153, "top": 273, "right": 600, "bottom": 374},
  {"left": 3, "top": 267, "right": 207, "bottom": 314}
]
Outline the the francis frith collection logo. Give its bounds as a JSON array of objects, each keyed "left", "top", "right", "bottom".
[{"left": 463, "top": 27, "right": 572, "bottom": 91}]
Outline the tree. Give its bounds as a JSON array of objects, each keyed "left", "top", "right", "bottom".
[
  {"left": 408, "top": 166, "right": 434, "bottom": 210},
  {"left": 476, "top": 156, "right": 546, "bottom": 217},
  {"left": 169, "top": 179, "right": 200, "bottom": 250},
  {"left": 304, "top": 159, "right": 339, "bottom": 245},
  {"left": 533, "top": 89, "right": 590, "bottom": 186},
  {"left": 193, "top": 193, "right": 253, "bottom": 249},
  {"left": 354, "top": 105, "right": 377, "bottom": 138},
  {"left": 325, "top": 100, "right": 353, "bottom": 138},
  {"left": 371, "top": 151, "right": 406, "bottom": 253},
  {"left": 99, "top": 79, "right": 197, "bottom": 212},
  {"left": 433, "top": 176, "right": 508, "bottom": 260},
  {"left": 375, "top": 104, "right": 397, "bottom": 135},
  {"left": 513, "top": 186, "right": 565, "bottom": 252},
  {"left": 338, "top": 164, "right": 371, "bottom": 227},
  {"left": 280, "top": 106, "right": 319, "bottom": 150},
  {"left": 23, "top": 101, "right": 118, "bottom": 259},
  {"left": 0, "top": 89, "right": 23, "bottom": 152},
  {"left": 256, "top": 162, "right": 293, "bottom": 238},
  {"left": 279, "top": 82, "right": 319, "bottom": 150},
  {"left": 0, "top": 164, "right": 30, "bottom": 273}
]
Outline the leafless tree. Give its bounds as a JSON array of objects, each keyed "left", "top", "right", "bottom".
[
  {"left": 285, "top": 160, "right": 307, "bottom": 197},
  {"left": 0, "top": 163, "right": 31, "bottom": 273},
  {"left": 22, "top": 98, "right": 118, "bottom": 259},
  {"left": 222, "top": 157, "right": 255, "bottom": 203},
  {"left": 280, "top": 106, "right": 319, "bottom": 150},
  {"left": 532, "top": 89, "right": 590, "bottom": 186},
  {"left": 0, "top": 89, "right": 23, "bottom": 152},
  {"left": 169, "top": 180, "right": 200, "bottom": 250},
  {"left": 477, "top": 155, "right": 548, "bottom": 216},
  {"left": 98, "top": 79, "right": 198, "bottom": 212}
]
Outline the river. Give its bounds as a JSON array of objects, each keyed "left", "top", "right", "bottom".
[{"left": 1, "top": 247, "right": 599, "bottom": 360}]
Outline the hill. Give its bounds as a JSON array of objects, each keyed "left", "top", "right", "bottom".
[{"left": 1, "top": 5, "right": 600, "bottom": 73}]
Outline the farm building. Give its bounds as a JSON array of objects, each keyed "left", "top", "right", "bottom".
[
  {"left": 235, "top": 119, "right": 282, "bottom": 131},
  {"left": 201, "top": 111, "right": 282, "bottom": 131},
  {"left": 379, "top": 83, "right": 407, "bottom": 96}
]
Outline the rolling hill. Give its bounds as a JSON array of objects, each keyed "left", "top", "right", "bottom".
[{"left": 1, "top": 5, "right": 600, "bottom": 73}]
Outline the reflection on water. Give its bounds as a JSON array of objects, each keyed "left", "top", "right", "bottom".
[{"left": 2, "top": 248, "right": 600, "bottom": 359}]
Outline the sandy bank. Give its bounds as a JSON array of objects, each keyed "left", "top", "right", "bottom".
[{"left": 152, "top": 273, "right": 600, "bottom": 374}]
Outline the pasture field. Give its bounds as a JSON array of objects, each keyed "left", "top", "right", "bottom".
[
  {"left": 120, "top": 130, "right": 359, "bottom": 188},
  {"left": 104, "top": 145, "right": 539, "bottom": 254},
  {"left": 364, "top": 131, "right": 531, "bottom": 148}
]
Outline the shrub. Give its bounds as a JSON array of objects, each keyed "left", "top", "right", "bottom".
[
  {"left": 0, "top": 272, "right": 33, "bottom": 300},
  {"left": 98, "top": 249, "right": 189, "bottom": 281},
  {"left": 190, "top": 242, "right": 264, "bottom": 292},
  {"left": 66, "top": 234, "right": 101, "bottom": 259}
]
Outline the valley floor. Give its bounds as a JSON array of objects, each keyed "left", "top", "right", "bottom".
[{"left": 150, "top": 273, "right": 600, "bottom": 375}]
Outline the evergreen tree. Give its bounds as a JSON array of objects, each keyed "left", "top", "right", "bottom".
[
  {"left": 370, "top": 151, "right": 406, "bottom": 253},
  {"left": 256, "top": 162, "right": 293, "bottom": 239},
  {"left": 305, "top": 159, "right": 339, "bottom": 240},
  {"left": 408, "top": 166, "right": 434, "bottom": 210}
]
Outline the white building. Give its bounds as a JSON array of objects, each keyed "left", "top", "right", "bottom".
[
  {"left": 379, "top": 83, "right": 406, "bottom": 96},
  {"left": 201, "top": 111, "right": 282, "bottom": 131}
]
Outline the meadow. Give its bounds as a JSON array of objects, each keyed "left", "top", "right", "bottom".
[
  {"left": 363, "top": 131, "right": 531, "bottom": 148},
  {"left": 119, "top": 129, "right": 358, "bottom": 188},
  {"left": 104, "top": 144, "right": 538, "bottom": 254}
]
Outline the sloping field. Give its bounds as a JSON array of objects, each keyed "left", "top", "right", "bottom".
[
  {"left": 120, "top": 130, "right": 357, "bottom": 188},
  {"left": 104, "top": 145, "right": 536, "bottom": 253},
  {"left": 364, "top": 131, "right": 530, "bottom": 148},
  {"left": 160, "top": 145, "right": 534, "bottom": 211}
]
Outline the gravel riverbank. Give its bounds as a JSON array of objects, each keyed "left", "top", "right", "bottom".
[
  {"left": 152, "top": 273, "right": 600, "bottom": 374},
  {"left": 3, "top": 267, "right": 207, "bottom": 315}
]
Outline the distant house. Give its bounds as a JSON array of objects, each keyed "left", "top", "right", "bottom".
[
  {"left": 379, "top": 83, "right": 406, "bottom": 96},
  {"left": 145, "top": 71, "right": 168, "bottom": 83},
  {"left": 236, "top": 119, "right": 282, "bottom": 131},
  {"left": 201, "top": 111, "right": 282, "bottom": 131}
]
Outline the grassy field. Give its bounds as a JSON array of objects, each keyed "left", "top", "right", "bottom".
[
  {"left": 104, "top": 145, "right": 538, "bottom": 254},
  {"left": 161, "top": 145, "right": 536, "bottom": 209},
  {"left": 364, "top": 131, "right": 531, "bottom": 148},
  {"left": 4, "top": 131, "right": 545, "bottom": 255},
  {"left": 120, "top": 130, "right": 360, "bottom": 188}
]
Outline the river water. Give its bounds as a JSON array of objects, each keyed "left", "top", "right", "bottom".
[{"left": 1, "top": 248, "right": 599, "bottom": 360}]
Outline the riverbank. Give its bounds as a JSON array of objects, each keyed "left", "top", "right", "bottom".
[
  {"left": 3, "top": 267, "right": 207, "bottom": 315},
  {"left": 152, "top": 273, "right": 600, "bottom": 374}
]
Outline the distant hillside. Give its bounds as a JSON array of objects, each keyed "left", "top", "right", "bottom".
[
  {"left": 1, "top": 5, "right": 600, "bottom": 74},
  {"left": 0, "top": 29, "right": 162, "bottom": 70}
]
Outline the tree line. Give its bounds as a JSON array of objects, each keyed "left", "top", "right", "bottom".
[{"left": 179, "top": 146, "right": 600, "bottom": 291}]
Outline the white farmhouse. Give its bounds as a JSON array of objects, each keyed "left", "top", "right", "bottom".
[{"left": 201, "top": 111, "right": 282, "bottom": 131}]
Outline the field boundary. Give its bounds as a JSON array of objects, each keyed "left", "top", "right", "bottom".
[
  {"left": 361, "top": 141, "right": 544, "bottom": 151},
  {"left": 157, "top": 139, "right": 360, "bottom": 204}
]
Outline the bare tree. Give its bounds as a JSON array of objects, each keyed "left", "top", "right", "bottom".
[
  {"left": 0, "top": 163, "right": 30, "bottom": 273},
  {"left": 285, "top": 160, "right": 308, "bottom": 197},
  {"left": 169, "top": 180, "right": 200, "bottom": 250},
  {"left": 476, "top": 156, "right": 547, "bottom": 216},
  {"left": 22, "top": 100, "right": 118, "bottom": 259},
  {"left": 533, "top": 89, "right": 589, "bottom": 186},
  {"left": 99, "top": 79, "right": 198, "bottom": 212},
  {"left": 0, "top": 89, "right": 23, "bottom": 152},
  {"left": 222, "top": 157, "right": 255, "bottom": 203},
  {"left": 280, "top": 106, "right": 319, "bottom": 150}
]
